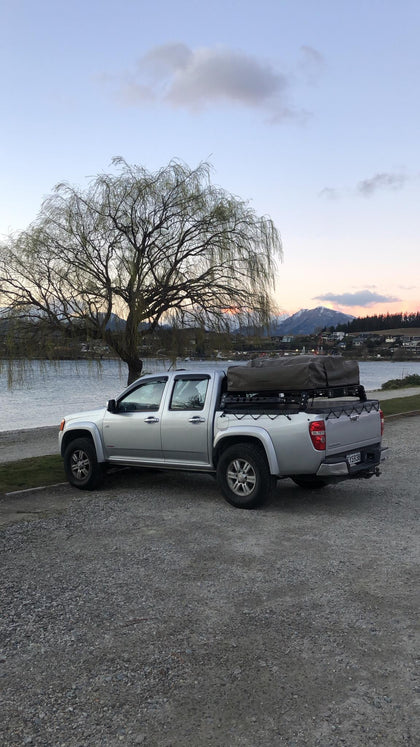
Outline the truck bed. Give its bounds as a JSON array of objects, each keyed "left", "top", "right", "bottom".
[
  {"left": 218, "top": 384, "right": 383, "bottom": 478},
  {"left": 220, "top": 384, "right": 371, "bottom": 415}
]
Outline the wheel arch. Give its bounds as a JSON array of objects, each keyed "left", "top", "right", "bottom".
[
  {"left": 213, "top": 429, "right": 279, "bottom": 475},
  {"left": 60, "top": 424, "right": 106, "bottom": 462}
]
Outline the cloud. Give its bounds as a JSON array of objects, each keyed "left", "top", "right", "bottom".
[
  {"left": 318, "top": 187, "right": 339, "bottom": 200},
  {"left": 314, "top": 290, "right": 401, "bottom": 307},
  {"left": 140, "top": 43, "right": 192, "bottom": 79},
  {"left": 297, "top": 45, "right": 325, "bottom": 84},
  {"left": 357, "top": 172, "right": 409, "bottom": 196},
  {"left": 319, "top": 170, "right": 417, "bottom": 200},
  {"left": 106, "top": 42, "right": 321, "bottom": 121},
  {"left": 141, "top": 44, "right": 286, "bottom": 109}
]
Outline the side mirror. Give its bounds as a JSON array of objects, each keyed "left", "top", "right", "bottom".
[{"left": 107, "top": 398, "right": 117, "bottom": 413}]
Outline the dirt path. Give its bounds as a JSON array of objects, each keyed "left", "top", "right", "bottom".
[{"left": 0, "top": 426, "right": 59, "bottom": 463}]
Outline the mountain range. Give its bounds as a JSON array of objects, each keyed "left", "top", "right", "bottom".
[
  {"left": 94, "top": 307, "right": 355, "bottom": 336},
  {"left": 1, "top": 305, "right": 354, "bottom": 336},
  {"left": 235, "top": 306, "right": 354, "bottom": 336},
  {"left": 269, "top": 306, "right": 354, "bottom": 335}
]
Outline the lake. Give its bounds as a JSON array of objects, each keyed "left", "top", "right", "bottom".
[{"left": 2, "top": 358, "right": 420, "bottom": 432}]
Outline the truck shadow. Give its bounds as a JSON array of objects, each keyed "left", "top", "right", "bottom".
[
  {"left": 104, "top": 466, "right": 379, "bottom": 517},
  {"left": 267, "top": 478, "right": 380, "bottom": 516}
]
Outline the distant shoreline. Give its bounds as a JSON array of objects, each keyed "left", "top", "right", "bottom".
[{"left": 1, "top": 354, "right": 420, "bottom": 363}]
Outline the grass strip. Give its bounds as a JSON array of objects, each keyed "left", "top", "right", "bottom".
[
  {"left": 379, "top": 394, "right": 420, "bottom": 417},
  {"left": 0, "top": 455, "right": 65, "bottom": 494},
  {"left": 1, "top": 395, "right": 420, "bottom": 494}
]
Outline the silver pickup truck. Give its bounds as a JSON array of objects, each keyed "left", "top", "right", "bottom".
[{"left": 59, "top": 357, "right": 386, "bottom": 509}]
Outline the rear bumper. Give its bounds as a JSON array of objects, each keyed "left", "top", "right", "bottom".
[{"left": 316, "top": 445, "right": 388, "bottom": 479}]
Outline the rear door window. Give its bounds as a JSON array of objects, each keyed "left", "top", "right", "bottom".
[{"left": 170, "top": 376, "right": 209, "bottom": 411}]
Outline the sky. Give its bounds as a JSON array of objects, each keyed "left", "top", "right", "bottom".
[{"left": 1, "top": 0, "right": 419, "bottom": 319}]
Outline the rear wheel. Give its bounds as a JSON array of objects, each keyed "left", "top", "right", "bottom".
[
  {"left": 64, "top": 437, "right": 103, "bottom": 490},
  {"left": 217, "top": 444, "right": 274, "bottom": 509},
  {"left": 291, "top": 475, "right": 328, "bottom": 490}
]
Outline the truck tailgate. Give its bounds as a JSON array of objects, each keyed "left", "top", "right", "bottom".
[{"left": 324, "top": 403, "right": 381, "bottom": 456}]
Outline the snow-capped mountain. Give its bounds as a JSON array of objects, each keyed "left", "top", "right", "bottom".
[{"left": 272, "top": 306, "right": 354, "bottom": 335}]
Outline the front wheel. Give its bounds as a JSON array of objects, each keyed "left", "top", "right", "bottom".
[
  {"left": 64, "top": 437, "right": 103, "bottom": 490},
  {"left": 291, "top": 475, "right": 328, "bottom": 490},
  {"left": 217, "top": 444, "right": 274, "bottom": 509}
]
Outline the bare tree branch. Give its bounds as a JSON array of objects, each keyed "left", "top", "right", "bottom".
[{"left": 0, "top": 159, "right": 282, "bottom": 383}]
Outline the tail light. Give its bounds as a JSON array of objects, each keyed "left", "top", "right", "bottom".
[
  {"left": 59, "top": 419, "right": 66, "bottom": 432},
  {"left": 380, "top": 409, "right": 384, "bottom": 436},
  {"left": 309, "top": 420, "right": 326, "bottom": 450}
]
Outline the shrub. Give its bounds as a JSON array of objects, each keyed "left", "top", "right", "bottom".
[{"left": 381, "top": 374, "right": 420, "bottom": 390}]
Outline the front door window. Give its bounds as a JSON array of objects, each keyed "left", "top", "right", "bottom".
[{"left": 118, "top": 380, "right": 166, "bottom": 412}]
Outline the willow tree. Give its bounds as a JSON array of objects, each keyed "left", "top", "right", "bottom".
[{"left": 0, "top": 158, "right": 282, "bottom": 384}]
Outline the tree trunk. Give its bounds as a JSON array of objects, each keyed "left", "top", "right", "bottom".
[{"left": 126, "top": 358, "right": 143, "bottom": 385}]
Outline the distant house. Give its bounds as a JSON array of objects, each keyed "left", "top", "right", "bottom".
[
  {"left": 321, "top": 331, "right": 346, "bottom": 342},
  {"left": 402, "top": 337, "right": 420, "bottom": 349}
]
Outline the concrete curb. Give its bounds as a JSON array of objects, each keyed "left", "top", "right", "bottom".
[
  {"left": 384, "top": 410, "right": 420, "bottom": 420},
  {"left": 3, "top": 482, "right": 68, "bottom": 498}
]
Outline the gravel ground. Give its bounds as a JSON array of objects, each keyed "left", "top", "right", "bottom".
[{"left": 0, "top": 417, "right": 419, "bottom": 746}]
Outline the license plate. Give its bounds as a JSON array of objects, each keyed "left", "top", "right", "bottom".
[{"left": 347, "top": 451, "right": 361, "bottom": 466}]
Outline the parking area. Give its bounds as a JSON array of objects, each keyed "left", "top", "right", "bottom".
[{"left": 1, "top": 417, "right": 419, "bottom": 745}]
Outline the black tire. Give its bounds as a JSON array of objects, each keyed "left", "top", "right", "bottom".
[
  {"left": 217, "top": 444, "right": 274, "bottom": 509},
  {"left": 64, "top": 437, "right": 104, "bottom": 490},
  {"left": 291, "top": 475, "right": 328, "bottom": 490}
]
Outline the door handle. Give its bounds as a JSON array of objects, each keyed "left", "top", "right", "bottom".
[
  {"left": 189, "top": 416, "right": 206, "bottom": 424},
  {"left": 144, "top": 416, "right": 159, "bottom": 424}
]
